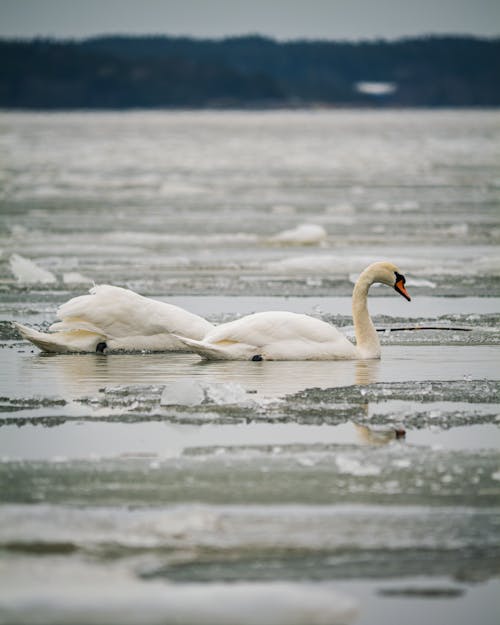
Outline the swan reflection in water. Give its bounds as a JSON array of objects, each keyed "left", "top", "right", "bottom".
[
  {"left": 22, "top": 352, "right": 403, "bottom": 452},
  {"left": 29, "top": 353, "right": 382, "bottom": 400},
  {"left": 354, "top": 423, "right": 406, "bottom": 445}
]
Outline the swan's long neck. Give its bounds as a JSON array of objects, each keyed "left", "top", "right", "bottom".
[{"left": 352, "top": 269, "right": 381, "bottom": 359}]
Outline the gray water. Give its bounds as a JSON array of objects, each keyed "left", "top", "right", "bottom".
[{"left": 0, "top": 110, "right": 499, "bottom": 625}]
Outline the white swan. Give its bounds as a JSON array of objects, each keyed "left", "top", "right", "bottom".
[
  {"left": 176, "top": 261, "right": 411, "bottom": 361},
  {"left": 14, "top": 284, "right": 214, "bottom": 353}
]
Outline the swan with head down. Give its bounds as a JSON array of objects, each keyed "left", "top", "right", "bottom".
[
  {"left": 176, "top": 261, "right": 411, "bottom": 361},
  {"left": 14, "top": 284, "right": 214, "bottom": 353}
]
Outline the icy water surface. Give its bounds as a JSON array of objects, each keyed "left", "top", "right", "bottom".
[{"left": 1, "top": 110, "right": 499, "bottom": 624}]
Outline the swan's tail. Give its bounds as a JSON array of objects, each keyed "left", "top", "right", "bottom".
[
  {"left": 172, "top": 335, "right": 234, "bottom": 360},
  {"left": 14, "top": 322, "right": 67, "bottom": 353},
  {"left": 13, "top": 322, "right": 105, "bottom": 353}
]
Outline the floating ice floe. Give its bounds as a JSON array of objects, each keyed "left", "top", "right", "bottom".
[
  {"left": 9, "top": 253, "right": 57, "bottom": 284},
  {"left": 405, "top": 277, "right": 437, "bottom": 288},
  {"left": 0, "top": 557, "right": 359, "bottom": 625},
  {"left": 473, "top": 255, "right": 500, "bottom": 276},
  {"left": 371, "top": 200, "right": 420, "bottom": 212},
  {"left": 62, "top": 272, "right": 93, "bottom": 285},
  {"left": 335, "top": 454, "right": 381, "bottom": 476},
  {"left": 446, "top": 223, "right": 469, "bottom": 237},
  {"left": 269, "top": 255, "right": 374, "bottom": 274},
  {"left": 102, "top": 231, "right": 258, "bottom": 247},
  {"left": 160, "top": 379, "right": 253, "bottom": 407},
  {"left": 269, "top": 224, "right": 327, "bottom": 246}
]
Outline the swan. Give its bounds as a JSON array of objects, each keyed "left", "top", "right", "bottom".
[
  {"left": 14, "top": 284, "right": 214, "bottom": 353},
  {"left": 175, "top": 261, "right": 411, "bottom": 361}
]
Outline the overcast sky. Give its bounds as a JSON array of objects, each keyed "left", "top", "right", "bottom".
[{"left": 1, "top": 0, "right": 499, "bottom": 41}]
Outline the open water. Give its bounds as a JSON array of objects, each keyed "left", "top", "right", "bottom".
[{"left": 0, "top": 110, "right": 499, "bottom": 624}]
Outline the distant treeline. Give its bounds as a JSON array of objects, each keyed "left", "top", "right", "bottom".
[{"left": 1, "top": 35, "right": 499, "bottom": 109}]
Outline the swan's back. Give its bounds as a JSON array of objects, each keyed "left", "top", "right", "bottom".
[
  {"left": 52, "top": 285, "right": 213, "bottom": 340},
  {"left": 199, "top": 311, "right": 358, "bottom": 360}
]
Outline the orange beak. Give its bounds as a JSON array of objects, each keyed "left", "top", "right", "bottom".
[{"left": 395, "top": 279, "right": 411, "bottom": 301}]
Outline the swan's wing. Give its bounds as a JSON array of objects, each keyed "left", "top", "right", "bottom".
[
  {"left": 52, "top": 285, "right": 213, "bottom": 339},
  {"left": 203, "top": 311, "right": 348, "bottom": 347}
]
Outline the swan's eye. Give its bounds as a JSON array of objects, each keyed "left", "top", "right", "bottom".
[{"left": 394, "top": 271, "right": 405, "bottom": 285}]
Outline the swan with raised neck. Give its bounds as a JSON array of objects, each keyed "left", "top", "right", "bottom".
[
  {"left": 175, "top": 260, "right": 411, "bottom": 361},
  {"left": 352, "top": 261, "right": 411, "bottom": 359}
]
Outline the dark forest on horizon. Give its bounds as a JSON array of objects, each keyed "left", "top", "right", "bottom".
[{"left": 1, "top": 34, "right": 499, "bottom": 109}]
